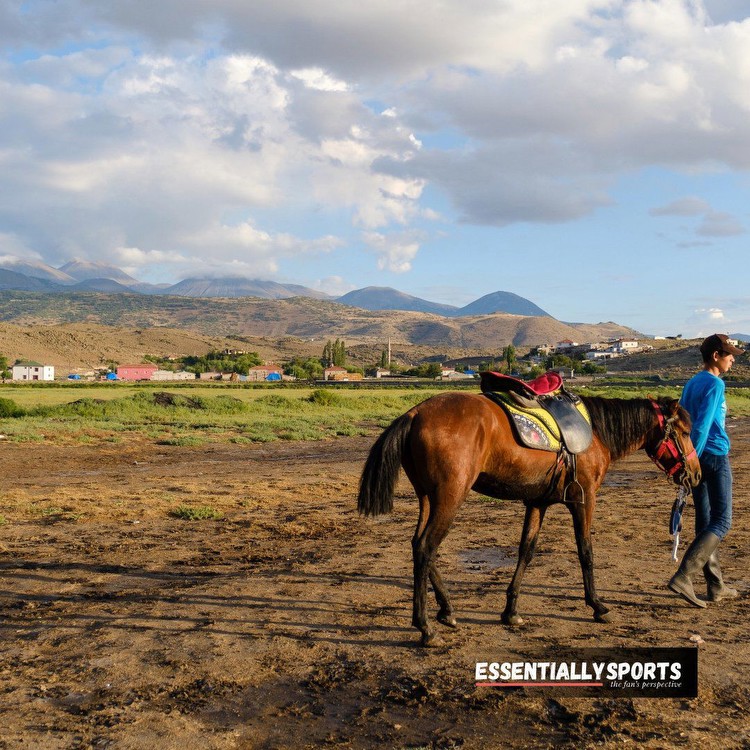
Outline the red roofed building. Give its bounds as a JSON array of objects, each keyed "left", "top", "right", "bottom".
[{"left": 116, "top": 364, "right": 159, "bottom": 381}]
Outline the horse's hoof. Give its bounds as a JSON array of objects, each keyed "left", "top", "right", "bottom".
[
  {"left": 437, "top": 613, "right": 457, "bottom": 628},
  {"left": 502, "top": 613, "right": 524, "bottom": 627},
  {"left": 594, "top": 610, "right": 614, "bottom": 623},
  {"left": 419, "top": 632, "right": 444, "bottom": 648}
]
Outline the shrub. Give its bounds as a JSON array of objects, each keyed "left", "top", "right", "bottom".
[
  {"left": 0, "top": 397, "right": 25, "bottom": 418},
  {"left": 211, "top": 395, "right": 248, "bottom": 414},
  {"left": 156, "top": 436, "right": 205, "bottom": 446},
  {"left": 170, "top": 505, "right": 222, "bottom": 520},
  {"left": 152, "top": 392, "right": 206, "bottom": 409},
  {"left": 307, "top": 389, "right": 343, "bottom": 406},
  {"left": 258, "top": 394, "right": 292, "bottom": 408}
]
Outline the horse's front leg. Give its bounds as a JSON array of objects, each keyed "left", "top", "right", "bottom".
[
  {"left": 568, "top": 495, "right": 612, "bottom": 623},
  {"left": 502, "top": 503, "right": 547, "bottom": 626}
]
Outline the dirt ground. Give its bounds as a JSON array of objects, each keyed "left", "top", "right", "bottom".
[{"left": 1, "top": 418, "right": 750, "bottom": 750}]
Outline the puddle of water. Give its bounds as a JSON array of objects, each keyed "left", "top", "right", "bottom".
[
  {"left": 603, "top": 470, "right": 657, "bottom": 487},
  {"left": 458, "top": 547, "right": 517, "bottom": 572}
]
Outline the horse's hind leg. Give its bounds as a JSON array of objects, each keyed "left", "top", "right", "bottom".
[
  {"left": 502, "top": 503, "right": 547, "bottom": 627},
  {"left": 412, "top": 495, "right": 459, "bottom": 647},
  {"left": 430, "top": 565, "right": 456, "bottom": 628},
  {"left": 568, "top": 496, "right": 612, "bottom": 623}
]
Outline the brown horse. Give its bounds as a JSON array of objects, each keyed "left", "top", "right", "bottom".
[{"left": 357, "top": 391, "right": 702, "bottom": 646}]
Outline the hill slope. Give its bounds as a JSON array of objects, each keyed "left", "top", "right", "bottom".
[
  {"left": 336, "top": 286, "right": 551, "bottom": 317},
  {"left": 0, "top": 269, "right": 61, "bottom": 292},
  {"left": 59, "top": 260, "right": 141, "bottom": 286},
  {"left": 163, "top": 277, "right": 330, "bottom": 299},
  {"left": 457, "top": 291, "right": 550, "bottom": 317},
  {"left": 0, "top": 291, "right": 640, "bottom": 351},
  {"left": 0, "top": 322, "right": 266, "bottom": 371},
  {"left": 0, "top": 258, "right": 76, "bottom": 284},
  {"left": 336, "top": 287, "right": 458, "bottom": 316}
]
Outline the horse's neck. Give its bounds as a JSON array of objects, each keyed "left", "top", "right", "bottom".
[
  {"left": 582, "top": 396, "right": 654, "bottom": 461},
  {"left": 627, "top": 398, "right": 656, "bottom": 457}
]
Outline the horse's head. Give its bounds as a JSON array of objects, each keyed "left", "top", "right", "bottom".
[{"left": 646, "top": 398, "right": 701, "bottom": 488}]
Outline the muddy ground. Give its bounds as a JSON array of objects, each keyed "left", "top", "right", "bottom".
[{"left": 1, "top": 418, "right": 750, "bottom": 749}]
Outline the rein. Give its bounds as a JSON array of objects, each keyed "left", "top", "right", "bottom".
[{"left": 646, "top": 399, "right": 696, "bottom": 487}]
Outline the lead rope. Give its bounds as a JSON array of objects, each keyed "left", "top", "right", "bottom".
[{"left": 670, "top": 485, "right": 689, "bottom": 561}]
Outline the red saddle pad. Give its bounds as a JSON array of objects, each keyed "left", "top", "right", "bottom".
[{"left": 479, "top": 370, "right": 563, "bottom": 396}]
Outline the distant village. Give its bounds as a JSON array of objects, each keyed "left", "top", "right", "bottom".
[{"left": 1, "top": 335, "right": 681, "bottom": 384}]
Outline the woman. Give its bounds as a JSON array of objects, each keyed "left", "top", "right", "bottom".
[{"left": 668, "top": 333, "right": 743, "bottom": 607}]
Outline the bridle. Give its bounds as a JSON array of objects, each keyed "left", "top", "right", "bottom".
[{"left": 646, "top": 399, "right": 697, "bottom": 487}]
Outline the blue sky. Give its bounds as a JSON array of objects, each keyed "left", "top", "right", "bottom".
[{"left": 1, "top": 1, "right": 749, "bottom": 336}]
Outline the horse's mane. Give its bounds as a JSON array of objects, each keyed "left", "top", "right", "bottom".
[{"left": 579, "top": 394, "right": 672, "bottom": 460}]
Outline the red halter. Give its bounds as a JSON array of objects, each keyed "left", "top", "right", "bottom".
[{"left": 646, "top": 399, "right": 697, "bottom": 482}]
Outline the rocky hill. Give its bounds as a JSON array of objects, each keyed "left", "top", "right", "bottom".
[
  {"left": 0, "top": 256, "right": 552, "bottom": 315},
  {"left": 0, "top": 322, "right": 248, "bottom": 371},
  {"left": 163, "top": 277, "right": 331, "bottom": 300},
  {"left": 336, "top": 287, "right": 458, "bottom": 316},
  {"left": 0, "top": 291, "right": 638, "bottom": 346},
  {"left": 59, "top": 260, "right": 141, "bottom": 286},
  {"left": 0, "top": 290, "right": 647, "bottom": 371}
]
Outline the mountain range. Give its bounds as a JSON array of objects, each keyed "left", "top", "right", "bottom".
[
  {"left": 4, "top": 256, "right": 749, "bottom": 348},
  {"left": 0, "top": 256, "right": 550, "bottom": 318}
]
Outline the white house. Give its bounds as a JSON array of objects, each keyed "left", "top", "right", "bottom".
[
  {"left": 440, "top": 370, "right": 475, "bottom": 380},
  {"left": 610, "top": 339, "right": 640, "bottom": 354},
  {"left": 554, "top": 339, "right": 578, "bottom": 352},
  {"left": 12, "top": 360, "right": 55, "bottom": 381},
  {"left": 151, "top": 370, "right": 196, "bottom": 381},
  {"left": 585, "top": 350, "right": 622, "bottom": 361}
]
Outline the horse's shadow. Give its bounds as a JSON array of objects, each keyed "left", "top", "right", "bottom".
[{"left": 0, "top": 558, "right": 663, "bottom": 648}]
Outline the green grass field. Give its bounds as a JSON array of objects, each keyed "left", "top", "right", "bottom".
[
  {"left": 1, "top": 381, "right": 748, "bottom": 445},
  {"left": 0, "top": 385, "right": 443, "bottom": 444}
]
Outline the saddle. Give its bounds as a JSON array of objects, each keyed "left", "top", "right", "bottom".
[
  {"left": 480, "top": 371, "right": 593, "bottom": 454},
  {"left": 479, "top": 370, "right": 563, "bottom": 397}
]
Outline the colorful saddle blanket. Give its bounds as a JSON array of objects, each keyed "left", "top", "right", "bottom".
[{"left": 482, "top": 376, "right": 593, "bottom": 454}]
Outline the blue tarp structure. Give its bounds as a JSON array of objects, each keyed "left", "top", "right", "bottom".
[
  {"left": 265, "top": 372, "right": 282, "bottom": 381},
  {"left": 67, "top": 374, "right": 81, "bottom": 380},
  {"left": 105, "top": 372, "right": 118, "bottom": 380}
]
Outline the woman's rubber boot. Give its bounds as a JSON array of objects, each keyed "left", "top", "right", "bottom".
[
  {"left": 704, "top": 550, "right": 739, "bottom": 602},
  {"left": 668, "top": 531, "right": 721, "bottom": 608}
]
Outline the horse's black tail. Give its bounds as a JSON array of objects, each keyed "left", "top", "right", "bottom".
[{"left": 357, "top": 412, "right": 413, "bottom": 517}]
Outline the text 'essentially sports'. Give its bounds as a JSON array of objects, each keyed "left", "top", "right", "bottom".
[{"left": 474, "top": 648, "right": 697, "bottom": 697}]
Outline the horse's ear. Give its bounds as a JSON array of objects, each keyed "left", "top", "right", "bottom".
[
  {"left": 668, "top": 401, "right": 690, "bottom": 427},
  {"left": 663, "top": 396, "right": 679, "bottom": 412},
  {"left": 664, "top": 398, "right": 682, "bottom": 423}
]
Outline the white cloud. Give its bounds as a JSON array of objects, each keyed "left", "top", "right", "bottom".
[
  {"left": 0, "top": 44, "right": 418, "bottom": 274},
  {"left": 363, "top": 231, "right": 422, "bottom": 273},
  {"left": 696, "top": 212, "right": 745, "bottom": 236},
  {"left": 686, "top": 306, "right": 730, "bottom": 337},
  {"left": 650, "top": 197, "right": 712, "bottom": 216},
  {"left": 650, "top": 196, "right": 745, "bottom": 240},
  {"left": 289, "top": 67, "right": 348, "bottom": 92},
  {"left": 1, "top": 1, "right": 750, "bottom": 281},
  {"left": 311, "top": 276, "right": 354, "bottom": 296},
  {"left": 0, "top": 237, "right": 37, "bottom": 258},
  {"left": 112, "top": 246, "right": 189, "bottom": 266}
]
